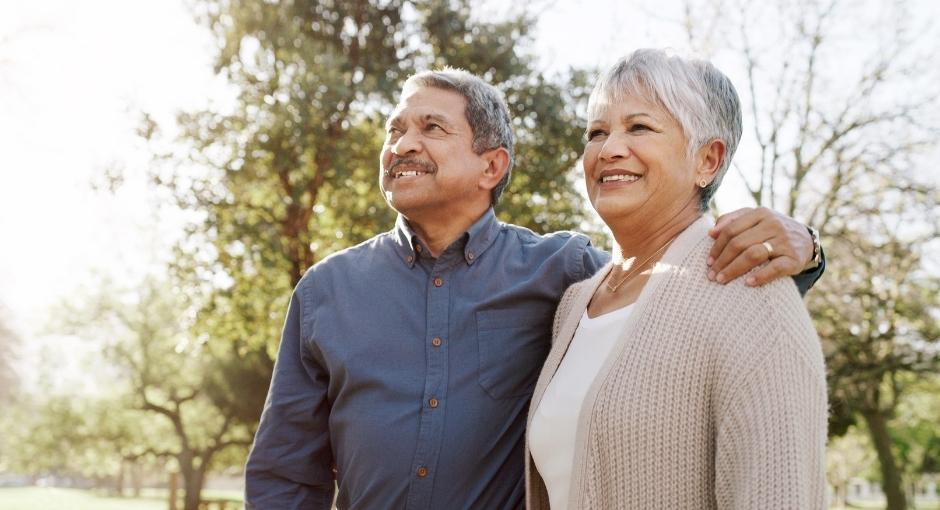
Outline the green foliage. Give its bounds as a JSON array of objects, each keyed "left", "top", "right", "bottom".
[
  {"left": 37, "top": 277, "right": 253, "bottom": 509},
  {"left": 1, "top": 395, "right": 158, "bottom": 483},
  {"left": 0, "top": 305, "right": 16, "bottom": 404},
  {"left": 810, "top": 231, "right": 940, "bottom": 425},
  {"left": 152, "top": 0, "right": 600, "bottom": 431},
  {"left": 891, "top": 376, "right": 940, "bottom": 477}
]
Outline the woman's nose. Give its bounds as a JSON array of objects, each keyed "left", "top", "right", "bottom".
[{"left": 598, "top": 132, "right": 631, "bottom": 162}]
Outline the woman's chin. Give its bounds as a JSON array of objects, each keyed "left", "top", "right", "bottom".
[{"left": 591, "top": 198, "right": 642, "bottom": 227}]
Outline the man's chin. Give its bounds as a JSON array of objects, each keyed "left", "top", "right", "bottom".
[{"left": 383, "top": 191, "right": 427, "bottom": 216}]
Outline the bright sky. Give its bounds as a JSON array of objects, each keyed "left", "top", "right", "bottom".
[
  {"left": 0, "top": 0, "right": 690, "bottom": 335},
  {"left": 0, "top": 0, "right": 937, "bottom": 382}
]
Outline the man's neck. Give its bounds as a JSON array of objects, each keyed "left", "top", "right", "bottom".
[{"left": 405, "top": 205, "right": 491, "bottom": 258}]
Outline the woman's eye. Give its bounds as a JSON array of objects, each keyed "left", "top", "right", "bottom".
[
  {"left": 586, "top": 129, "right": 607, "bottom": 141},
  {"left": 630, "top": 124, "right": 650, "bottom": 132}
]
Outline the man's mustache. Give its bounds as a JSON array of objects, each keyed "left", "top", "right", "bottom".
[{"left": 385, "top": 157, "right": 438, "bottom": 176}]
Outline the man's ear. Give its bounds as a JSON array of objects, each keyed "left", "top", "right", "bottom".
[
  {"left": 478, "top": 147, "right": 511, "bottom": 191},
  {"left": 696, "top": 139, "right": 726, "bottom": 186}
]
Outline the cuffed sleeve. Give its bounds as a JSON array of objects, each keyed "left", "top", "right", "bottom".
[
  {"left": 792, "top": 244, "right": 826, "bottom": 296},
  {"left": 245, "top": 284, "right": 334, "bottom": 510}
]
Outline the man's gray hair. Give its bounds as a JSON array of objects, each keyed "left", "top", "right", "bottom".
[
  {"left": 588, "top": 49, "right": 743, "bottom": 211},
  {"left": 403, "top": 68, "right": 514, "bottom": 206}
]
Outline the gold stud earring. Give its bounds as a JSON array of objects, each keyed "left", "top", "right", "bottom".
[{"left": 698, "top": 179, "right": 708, "bottom": 188}]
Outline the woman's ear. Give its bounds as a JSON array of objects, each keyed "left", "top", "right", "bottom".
[{"left": 696, "top": 139, "right": 726, "bottom": 186}]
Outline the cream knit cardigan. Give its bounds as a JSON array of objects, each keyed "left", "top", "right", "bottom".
[{"left": 525, "top": 217, "right": 828, "bottom": 510}]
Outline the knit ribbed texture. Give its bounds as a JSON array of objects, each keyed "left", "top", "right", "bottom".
[{"left": 525, "top": 217, "right": 828, "bottom": 510}]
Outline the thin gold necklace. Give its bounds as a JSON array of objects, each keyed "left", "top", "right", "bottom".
[{"left": 605, "top": 239, "right": 674, "bottom": 293}]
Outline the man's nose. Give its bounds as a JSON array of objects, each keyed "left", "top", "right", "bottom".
[{"left": 392, "top": 129, "right": 421, "bottom": 155}]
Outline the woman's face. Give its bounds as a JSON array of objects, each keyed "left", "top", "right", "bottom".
[{"left": 582, "top": 93, "right": 701, "bottom": 228}]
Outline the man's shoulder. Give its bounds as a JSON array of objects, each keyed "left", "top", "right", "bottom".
[
  {"left": 498, "top": 223, "right": 593, "bottom": 250},
  {"left": 298, "top": 231, "right": 397, "bottom": 286}
]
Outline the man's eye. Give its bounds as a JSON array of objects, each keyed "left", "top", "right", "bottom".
[{"left": 426, "top": 123, "right": 445, "bottom": 132}]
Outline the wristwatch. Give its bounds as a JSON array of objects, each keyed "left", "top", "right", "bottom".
[{"left": 805, "top": 226, "right": 822, "bottom": 270}]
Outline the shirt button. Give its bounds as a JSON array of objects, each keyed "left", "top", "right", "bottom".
[
  {"left": 433, "top": 277, "right": 443, "bottom": 287},
  {"left": 467, "top": 251, "right": 475, "bottom": 260},
  {"left": 416, "top": 466, "right": 428, "bottom": 477},
  {"left": 406, "top": 255, "right": 414, "bottom": 263},
  {"left": 431, "top": 337, "right": 442, "bottom": 347},
  {"left": 429, "top": 398, "right": 439, "bottom": 408}
]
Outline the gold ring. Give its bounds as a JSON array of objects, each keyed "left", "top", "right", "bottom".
[{"left": 762, "top": 241, "right": 774, "bottom": 257}]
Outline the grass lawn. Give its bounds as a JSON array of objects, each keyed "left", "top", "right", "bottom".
[
  {"left": 0, "top": 487, "right": 243, "bottom": 510},
  {"left": 832, "top": 502, "right": 940, "bottom": 510}
]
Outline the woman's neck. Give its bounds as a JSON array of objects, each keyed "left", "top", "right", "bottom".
[{"left": 609, "top": 201, "right": 703, "bottom": 267}]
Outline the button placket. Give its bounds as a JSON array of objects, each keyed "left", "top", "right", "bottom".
[{"left": 405, "top": 261, "right": 451, "bottom": 508}]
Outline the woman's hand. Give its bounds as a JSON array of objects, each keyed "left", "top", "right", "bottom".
[{"left": 706, "top": 207, "right": 814, "bottom": 286}]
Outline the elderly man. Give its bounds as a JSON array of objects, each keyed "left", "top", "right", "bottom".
[{"left": 244, "top": 69, "right": 824, "bottom": 509}]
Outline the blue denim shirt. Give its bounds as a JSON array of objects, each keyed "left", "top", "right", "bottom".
[
  {"left": 245, "top": 208, "right": 607, "bottom": 509},
  {"left": 244, "top": 208, "right": 823, "bottom": 509}
]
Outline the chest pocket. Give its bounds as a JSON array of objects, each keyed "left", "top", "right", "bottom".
[{"left": 476, "top": 308, "right": 553, "bottom": 399}]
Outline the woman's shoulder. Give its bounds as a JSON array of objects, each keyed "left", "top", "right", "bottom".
[{"left": 669, "top": 224, "right": 821, "bottom": 365}]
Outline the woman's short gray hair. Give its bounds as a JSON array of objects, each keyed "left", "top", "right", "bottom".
[
  {"left": 588, "top": 49, "right": 743, "bottom": 211},
  {"left": 403, "top": 68, "right": 515, "bottom": 206}
]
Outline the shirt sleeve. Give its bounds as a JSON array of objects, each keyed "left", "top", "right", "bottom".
[
  {"left": 579, "top": 241, "right": 610, "bottom": 282},
  {"left": 245, "top": 283, "right": 335, "bottom": 509},
  {"left": 791, "top": 244, "right": 826, "bottom": 296},
  {"left": 714, "top": 327, "right": 828, "bottom": 509}
]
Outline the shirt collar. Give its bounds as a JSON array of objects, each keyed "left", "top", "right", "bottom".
[{"left": 392, "top": 208, "right": 501, "bottom": 267}]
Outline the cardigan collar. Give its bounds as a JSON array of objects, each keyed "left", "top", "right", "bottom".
[{"left": 527, "top": 215, "right": 715, "bottom": 435}]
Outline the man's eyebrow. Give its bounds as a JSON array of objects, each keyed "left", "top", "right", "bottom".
[
  {"left": 385, "top": 113, "right": 454, "bottom": 129},
  {"left": 423, "top": 113, "right": 453, "bottom": 127}
]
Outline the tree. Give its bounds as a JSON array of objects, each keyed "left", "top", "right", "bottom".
[
  {"left": 678, "top": 0, "right": 940, "bottom": 507},
  {"left": 827, "top": 425, "right": 878, "bottom": 509},
  {"left": 2, "top": 394, "right": 160, "bottom": 495},
  {"left": 149, "top": 0, "right": 598, "bottom": 435},
  {"left": 58, "top": 278, "right": 254, "bottom": 510},
  {"left": 889, "top": 376, "right": 940, "bottom": 502},
  {"left": 0, "top": 304, "right": 17, "bottom": 403},
  {"left": 812, "top": 228, "right": 940, "bottom": 509}
]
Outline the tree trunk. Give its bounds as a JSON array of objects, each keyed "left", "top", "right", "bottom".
[
  {"left": 863, "top": 411, "right": 908, "bottom": 510},
  {"left": 132, "top": 461, "right": 142, "bottom": 497},
  {"left": 833, "top": 482, "right": 846, "bottom": 509},
  {"left": 168, "top": 471, "right": 179, "bottom": 510},
  {"left": 114, "top": 460, "right": 124, "bottom": 496},
  {"left": 179, "top": 455, "right": 208, "bottom": 510}
]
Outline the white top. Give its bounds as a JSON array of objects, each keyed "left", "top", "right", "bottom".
[{"left": 528, "top": 304, "right": 634, "bottom": 510}]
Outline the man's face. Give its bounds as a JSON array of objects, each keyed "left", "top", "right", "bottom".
[{"left": 380, "top": 86, "right": 491, "bottom": 219}]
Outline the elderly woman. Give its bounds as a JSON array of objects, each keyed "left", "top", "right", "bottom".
[{"left": 525, "top": 49, "right": 827, "bottom": 509}]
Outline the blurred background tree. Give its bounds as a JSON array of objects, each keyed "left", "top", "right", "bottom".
[
  {"left": 147, "top": 0, "right": 598, "bottom": 445},
  {"left": 3, "top": 0, "right": 939, "bottom": 508},
  {"left": 50, "top": 277, "right": 254, "bottom": 510},
  {"left": 0, "top": 304, "right": 17, "bottom": 404},
  {"left": 680, "top": 0, "right": 940, "bottom": 507}
]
